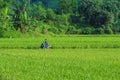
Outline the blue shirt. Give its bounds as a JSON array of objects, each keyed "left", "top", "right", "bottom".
[{"left": 45, "top": 41, "right": 48, "bottom": 48}]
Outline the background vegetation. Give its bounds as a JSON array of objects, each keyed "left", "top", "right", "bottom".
[{"left": 0, "top": 0, "right": 120, "bottom": 37}]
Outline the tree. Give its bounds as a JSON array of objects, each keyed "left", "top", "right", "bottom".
[
  {"left": 90, "top": 10, "right": 114, "bottom": 27},
  {"left": 102, "top": 1, "right": 120, "bottom": 18},
  {"left": 0, "top": 0, "right": 12, "bottom": 30},
  {"left": 12, "top": 0, "right": 30, "bottom": 33},
  {"left": 46, "top": 9, "right": 56, "bottom": 25},
  {"left": 46, "top": 9, "right": 55, "bottom": 21},
  {"left": 57, "top": 0, "right": 78, "bottom": 14},
  {"left": 29, "top": 2, "right": 46, "bottom": 21},
  {"left": 78, "top": 0, "right": 101, "bottom": 23}
]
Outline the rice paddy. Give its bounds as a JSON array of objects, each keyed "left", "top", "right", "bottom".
[{"left": 0, "top": 35, "right": 120, "bottom": 80}]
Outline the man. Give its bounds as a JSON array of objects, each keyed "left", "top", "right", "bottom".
[
  {"left": 44, "top": 39, "right": 49, "bottom": 48},
  {"left": 40, "top": 43, "right": 44, "bottom": 49}
]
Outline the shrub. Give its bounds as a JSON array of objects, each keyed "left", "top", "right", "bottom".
[
  {"left": 112, "top": 25, "right": 120, "bottom": 34},
  {"left": 104, "top": 26, "right": 113, "bottom": 34},
  {"left": 66, "top": 26, "right": 78, "bottom": 34},
  {"left": 94, "top": 28, "right": 104, "bottom": 34},
  {"left": 41, "top": 26, "right": 48, "bottom": 34},
  {"left": 57, "top": 25, "right": 68, "bottom": 34},
  {"left": 82, "top": 27, "right": 93, "bottom": 34},
  {"left": 48, "top": 27, "right": 58, "bottom": 34},
  {"left": 77, "top": 29, "right": 83, "bottom": 34},
  {"left": 2, "top": 29, "right": 23, "bottom": 38},
  {"left": 0, "top": 27, "right": 4, "bottom": 37}
]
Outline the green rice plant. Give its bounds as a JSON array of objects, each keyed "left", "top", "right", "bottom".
[{"left": 0, "top": 49, "right": 120, "bottom": 80}]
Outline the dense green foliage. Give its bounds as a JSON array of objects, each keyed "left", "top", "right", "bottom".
[
  {"left": 0, "top": 49, "right": 120, "bottom": 80},
  {"left": 0, "top": 0, "right": 120, "bottom": 37},
  {"left": 0, "top": 35, "right": 120, "bottom": 49}
]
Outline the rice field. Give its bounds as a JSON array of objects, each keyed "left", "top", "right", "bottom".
[
  {"left": 0, "top": 35, "right": 120, "bottom": 49},
  {"left": 0, "top": 35, "right": 120, "bottom": 80},
  {"left": 0, "top": 49, "right": 120, "bottom": 80}
]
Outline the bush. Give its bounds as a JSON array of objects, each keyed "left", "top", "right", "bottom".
[
  {"left": 82, "top": 27, "right": 93, "bottom": 34},
  {"left": 94, "top": 28, "right": 104, "bottom": 34},
  {"left": 2, "top": 29, "right": 23, "bottom": 38},
  {"left": 90, "top": 11, "right": 114, "bottom": 27},
  {"left": 104, "top": 26, "right": 113, "bottom": 34},
  {"left": 46, "top": 9, "right": 56, "bottom": 21},
  {"left": 66, "top": 26, "right": 78, "bottom": 34},
  {"left": 56, "top": 25, "right": 69, "bottom": 34},
  {"left": 112, "top": 25, "right": 120, "bottom": 34},
  {"left": 0, "top": 27, "right": 4, "bottom": 37},
  {"left": 41, "top": 26, "right": 48, "bottom": 34},
  {"left": 48, "top": 27, "right": 58, "bottom": 34},
  {"left": 77, "top": 29, "right": 83, "bottom": 34}
]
